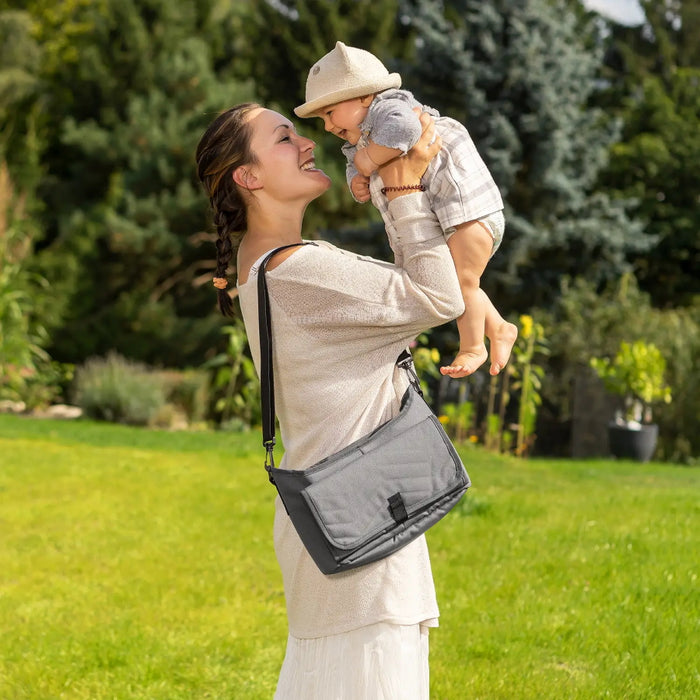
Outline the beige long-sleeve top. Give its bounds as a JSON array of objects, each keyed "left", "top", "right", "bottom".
[{"left": 237, "top": 192, "right": 464, "bottom": 638}]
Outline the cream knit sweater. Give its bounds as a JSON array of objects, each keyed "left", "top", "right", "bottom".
[{"left": 237, "top": 192, "right": 464, "bottom": 638}]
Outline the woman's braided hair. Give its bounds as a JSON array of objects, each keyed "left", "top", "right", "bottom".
[{"left": 195, "top": 103, "right": 260, "bottom": 316}]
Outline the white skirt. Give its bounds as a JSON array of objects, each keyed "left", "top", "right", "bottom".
[{"left": 274, "top": 622, "right": 430, "bottom": 700}]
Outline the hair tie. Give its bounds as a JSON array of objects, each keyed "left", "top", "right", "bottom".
[{"left": 213, "top": 277, "right": 228, "bottom": 290}]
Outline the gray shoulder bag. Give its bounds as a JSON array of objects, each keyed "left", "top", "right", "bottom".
[{"left": 258, "top": 243, "right": 470, "bottom": 575}]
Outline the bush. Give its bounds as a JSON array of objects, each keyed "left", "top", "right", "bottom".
[
  {"left": 0, "top": 162, "right": 63, "bottom": 409},
  {"left": 204, "top": 321, "right": 261, "bottom": 428},
  {"left": 72, "top": 352, "right": 166, "bottom": 426},
  {"left": 537, "top": 274, "right": 700, "bottom": 462},
  {"left": 590, "top": 340, "right": 672, "bottom": 424},
  {"left": 156, "top": 369, "right": 211, "bottom": 425}
]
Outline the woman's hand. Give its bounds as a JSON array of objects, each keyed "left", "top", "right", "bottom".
[{"left": 377, "top": 109, "right": 441, "bottom": 201}]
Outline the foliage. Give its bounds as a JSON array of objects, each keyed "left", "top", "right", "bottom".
[
  {"left": 203, "top": 320, "right": 261, "bottom": 429},
  {"left": 410, "top": 332, "right": 441, "bottom": 403},
  {"left": 0, "top": 8, "right": 43, "bottom": 191},
  {"left": 596, "top": 1, "right": 700, "bottom": 306},
  {"left": 510, "top": 314, "right": 548, "bottom": 456},
  {"left": 397, "top": 0, "right": 647, "bottom": 310},
  {"left": 599, "top": 69, "right": 700, "bottom": 306},
  {"left": 72, "top": 351, "right": 167, "bottom": 425},
  {"left": 590, "top": 340, "right": 672, "bottom": 424},
  {"left": 438, "top": 400, "right": 475, "bottom": 443},
  {"left": 483, "top": 411, "right": 502, "bottom": 452},
  {"left": 538, "top": 273, "right": 700, "bottom": 461},
  {"left": 22, "top": 0, "right": 256, "bottom": 367},
  {"left": 0, "top": 162, "right": 63, "bottom": 409},
  {"left": 155, "top": 367, "right": 211, "bottom": 426},
  {"left": 1, "top": 416, "right": 697, "bottom": 698}
]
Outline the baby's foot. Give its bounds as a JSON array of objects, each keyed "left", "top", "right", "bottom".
[
  {"left": 488, "top": 321, "right": 518, "bottom": 375},
  {"left": 440, "top": 346, "right": 488, "bottom": 378}
]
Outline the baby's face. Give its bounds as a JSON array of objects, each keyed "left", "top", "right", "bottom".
[{"left": 314, "top": 95, "right": 373, "bottom": 145}]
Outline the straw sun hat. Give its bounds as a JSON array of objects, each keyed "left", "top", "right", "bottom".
[{"left": 294, "top": 41, "right": 401, "bottom": 118}]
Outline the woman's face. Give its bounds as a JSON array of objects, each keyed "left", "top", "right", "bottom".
[{"left": 243, "top": 108, "right": 331, "bottom": 201}]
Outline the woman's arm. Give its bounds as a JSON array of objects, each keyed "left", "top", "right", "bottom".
[
  {"left": 378, "top": 109, "right": 440, "bottom": 199},
  {"left": 265, "top": 112, "right": 461, "bottom": 346}
]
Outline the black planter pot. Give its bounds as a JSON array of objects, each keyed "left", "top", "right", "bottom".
[{"left": 608, "top": 423, "right": 659, "bottom": 462}]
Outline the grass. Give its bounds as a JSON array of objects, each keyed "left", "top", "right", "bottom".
[{"left": 0, "top": 414, "right": 697, "bottom": 699}]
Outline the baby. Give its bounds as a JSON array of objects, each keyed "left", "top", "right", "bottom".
[{"left": 295, "top": 42, "right": 517, "bottom": 377}]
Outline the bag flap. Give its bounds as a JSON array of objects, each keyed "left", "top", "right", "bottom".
[{"left": 301, "top": 413, "right": 467, "bottom": 551}]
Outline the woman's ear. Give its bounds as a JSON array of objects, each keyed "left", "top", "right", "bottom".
[{"left": 233, "top": 166, "right": 262, "bottom": 191}]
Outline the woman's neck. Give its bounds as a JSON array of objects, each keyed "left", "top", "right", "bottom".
[
  {"left": 237, "top": 203, "right": 306, "bottom": 284},
  {"left": 248, "top": 198, "right": 306, "bottom": 242}
]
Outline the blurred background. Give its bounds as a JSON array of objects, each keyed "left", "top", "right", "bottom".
[{"left": 1, "top": 0, "right": 697, "bottom": 462}]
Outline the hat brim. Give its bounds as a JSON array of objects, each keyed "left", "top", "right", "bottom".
[{"left": 294, "top": 74, "right": 401, "bottom": 118}]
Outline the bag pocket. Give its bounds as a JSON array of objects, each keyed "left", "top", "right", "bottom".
[{"left": 301, "top": 413, "right": 466, "bottom": 552}]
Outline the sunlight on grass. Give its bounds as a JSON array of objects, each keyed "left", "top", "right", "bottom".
[{"left": 0, "top": 415, "right": 697, "bottom": 699}]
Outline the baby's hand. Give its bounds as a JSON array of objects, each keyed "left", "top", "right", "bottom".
[{"left": 350, "top": 174, "right": 371, "bottom": 203}]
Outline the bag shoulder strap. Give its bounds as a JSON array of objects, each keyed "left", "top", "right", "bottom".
[
  {"left": 257, "top": 243, "right": 310, "bottom": 476},
  {"left": 257, "top": 242, "right": 422, "bottom": 479}
]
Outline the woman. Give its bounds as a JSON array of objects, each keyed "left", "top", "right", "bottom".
[{"left": 196, "top": 104, "right": 464, "bottom": 699}]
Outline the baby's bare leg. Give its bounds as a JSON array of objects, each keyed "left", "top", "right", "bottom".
[
  {"left": 440, "top": 221, "right": 492, "bottom": 377},
  {"left": 482, "top": 290, "right": 518, "bottom": 375},
  {"left": 441, "top": 221, "right": 517, "bottom": 377}
]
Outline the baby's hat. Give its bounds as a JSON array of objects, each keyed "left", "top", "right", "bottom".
[{"left": 294, "top": 41, "right": 401, "bottom": 118}]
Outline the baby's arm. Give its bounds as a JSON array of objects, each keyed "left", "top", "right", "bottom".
[
  {"left": 350, "top": 173, "right": 371, "bottom": 203},
  {"left": 354, "top": 142, "right": 404, "bottom": 177},
  {"left": 344, "top": 145, "right": 370, "bottom": 203}
]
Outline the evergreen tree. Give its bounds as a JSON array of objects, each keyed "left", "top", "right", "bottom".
[
  {"left": 596, "top": 0, "right": 700, "bottom": 306},
  {"left": 398, "top": 0, "right": 648, "bottom": 309},
  {"left": 26, "top": 0, "right": 255, "bottom": 366}
]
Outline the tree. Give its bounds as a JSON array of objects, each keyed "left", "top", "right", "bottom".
[
  {"left": 596, "top": 0, "right": 700, "bottom": 306},
  {"left": 26, "top": 0, "right": 256, "bottom": 366},
  {"left": 398, "top": 0, "right": 648, "bottom": 310},
  {"left": 0, "top": 8, "right": 43, "bottom": 192}
]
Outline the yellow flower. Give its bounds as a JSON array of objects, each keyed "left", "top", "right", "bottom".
[
  {"left": 469, "top": 435, "right": 478, "bottom": 443},
  {"left": 438, "top": 415, "right": 449, "bottom": 425},
  {"left": 520, "top": 314, "right": 533, "bottom": 340},
  {"left": 431, "top": 348, "right": 440, "bottom": 364}
]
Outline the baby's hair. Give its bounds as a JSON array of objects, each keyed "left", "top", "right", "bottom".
[{"left": 195, "top": 103, "right": 261, "bottom": 316}]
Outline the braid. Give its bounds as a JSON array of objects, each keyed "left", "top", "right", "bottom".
[
  {"left": 195, "top": 103, "right": 260, "bottom": 316},
  {"left": 212, "top": 204, "right": 237, "bottom": 316}
]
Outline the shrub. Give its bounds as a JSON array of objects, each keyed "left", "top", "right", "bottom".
[
  {"left": 590, "top": 340, "right": 671, "bottom": 424},
  {"left": 538, "top": 274, "right": 700, "bottom": 462},
  {"left": 204, "top": 321, "right": 261, "bottom": 428},
  {"left": 156, "top": 369, "right": 210, "bottom": 425},
  {"left": 0, "top": 162, "right": 62, "bottom": 409},
  {"left": 73, "top": 352, "right": 166, "bottom": 425}
]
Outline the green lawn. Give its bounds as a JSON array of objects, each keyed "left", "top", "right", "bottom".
[{"left": 0, "top": 414, "right": 697, "bottom": 699}]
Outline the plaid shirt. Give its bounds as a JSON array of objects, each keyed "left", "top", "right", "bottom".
[{"left": 342, "top": 89, "right": 504, "bottom": 242}]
